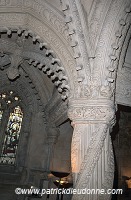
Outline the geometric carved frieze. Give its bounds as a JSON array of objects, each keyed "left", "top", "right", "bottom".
[
  {"left": 68, "top": 106, "right": 115, "bottom": 122},
  {"left": 68, "top": 100, "right": 115, "bottom": 125}
]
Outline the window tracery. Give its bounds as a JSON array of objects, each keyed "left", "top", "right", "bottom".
[{"left": 0, "top": 91, "right": 23, "bottom": 165}]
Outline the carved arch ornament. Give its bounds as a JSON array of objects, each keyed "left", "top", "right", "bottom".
[
  {"left": 88, "top": 0, "right": 131, "bottom": 100},
  {"left": 0, "top": 0, "right": 130, "bottom": 101},
  {"left": 0, "top": 1, "right": 131, "bottom": 200},
  {"left": 60, "top": 1, "right": 131, "bottom": 199},
  {"left": 0, "top": 0, "right": 82, "bottom": 99},
  {"left": 60, "top": 0, "right": 131, "bottom": 100},
  {"left": 0, "top": 29, "right": 71, "bottom": 101}
]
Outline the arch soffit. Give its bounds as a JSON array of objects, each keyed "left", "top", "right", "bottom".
[{"left": 92, "top": 0, "right": 131, "bottom": 77}]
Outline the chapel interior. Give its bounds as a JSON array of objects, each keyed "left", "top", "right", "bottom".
[{"left": 0, "top": 0, "right": 131, "bottom": 200}]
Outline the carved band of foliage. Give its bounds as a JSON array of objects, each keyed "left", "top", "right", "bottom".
[{"left": 68, "top": 105, "right": 115, "bottom": 125}]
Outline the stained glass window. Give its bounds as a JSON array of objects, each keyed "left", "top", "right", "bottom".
[{"left": 0, "top": 106, "right": 23, "bottom": 165}]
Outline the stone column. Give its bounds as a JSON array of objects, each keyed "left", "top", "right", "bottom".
[
  {"left": 68, "top": 99, "right": 116, "bottom": 200},
  {"left": 46, "top": 124, "right": 60, "bottom": 171}
]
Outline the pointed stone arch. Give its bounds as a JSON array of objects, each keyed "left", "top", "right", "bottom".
[
  {"left": 91, "top": 0, "right": 131, "bottom": 100},
  {"left": 0, "top": 0, "right": 79, "bottom": 99},
  {"left": 0, "top": 28, "right": 73, "bottom": 100}
]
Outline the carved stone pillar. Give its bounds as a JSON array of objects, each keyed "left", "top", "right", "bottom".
[
  {"left": 68, "top": 99, "right": 116, "bottom": 200},
  {"left": 46, "top": 124, "right": 60, "bottom": 171}
]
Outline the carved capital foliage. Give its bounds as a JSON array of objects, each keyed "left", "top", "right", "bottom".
[
  {"left": 69, "top": 101, "right": 116, "bottom": 199},
  {"left": 68, "top": 100, "right": 116, "bottom": 126},
  {"left": 61, "top": 0, "right": 131, "bottom": 100},
  {"left": 68, "top": 106, "right": 114, "bottom": 123}
]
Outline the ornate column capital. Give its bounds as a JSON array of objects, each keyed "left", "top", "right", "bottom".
[{"left": 68, "top": 99, "right": 116, "bottom": 126}]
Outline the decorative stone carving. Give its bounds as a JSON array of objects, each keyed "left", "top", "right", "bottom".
[
  {"left": 0, "top": 11, "right": 78, "bottom": 98},
  {"left": 103, "top": 6, "right": 131, "bottom": 98},
  {"left": 98, "top": 2, "right": 131, "bottom": 100},
  {"left": 88, "top": 0, "right": 110, "bottom": 51},
  {"left": 71, "top": 122, "right": 115, "bottom": 200},
  {"left": 67, "top": 98, "right": 116, "bottom": 200},
  {"left": 0, "top": 1, "right": 130, "bottom": 200},
  {"left": 70, "top": 106, "right": 113, "bottom": 120},
  {"left": 6, "top": 64, "right": 20, "bottom": 80},
  {"left": 61, "top": 0, "right": 91, "bottom": 87},
  {"left": 68, "top": 100, "right": 115, "bottom": 126},
  {"left": 0, "top": 28, "right": 71, "bottom": 100}
]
